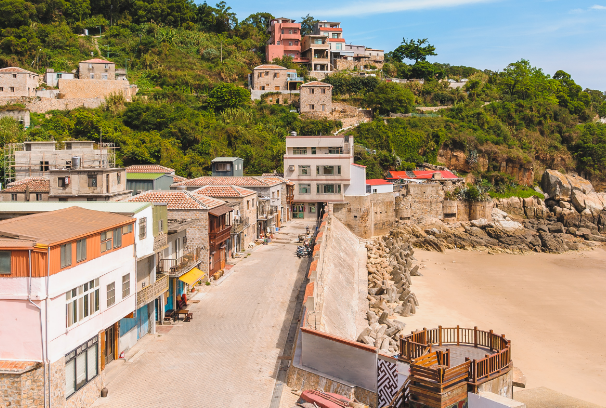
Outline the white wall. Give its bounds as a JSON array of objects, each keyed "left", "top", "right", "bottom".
[
  {"left": 344, "top": 164, "right": 366, "bottom": 196},
  {"left": 369, "top": 184, "right": 393, "bottom": 194},
  {"left": 134, "top": 206, "right": 154, "bottom": 259},
  {"left": 469, "top": 392, "right": 526, "bottom": 408}
]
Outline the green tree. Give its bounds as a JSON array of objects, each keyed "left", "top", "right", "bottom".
[
  {"left": 364, "top": 82, "right": 414, "bottom": 115},
  {"left": 391, "top": 38, "right": 437, "bottom": 63},
  {"left": 0, "top": 0, "right": 36, "bottom": 28},
  {"left": 497, "top": 59, "right": 557, "bottom": 103},
  {"left": 599, "top": 101, "right": 606, "bottom": 118},
  {"left": 299, "top": 14, "right": 317, "bottom": 36},
  {"left": 207, "top": 82, "right": 250, "bottom": 111},
  {"left": 241, "top": 12, "right": 273, "bottom": 31}
]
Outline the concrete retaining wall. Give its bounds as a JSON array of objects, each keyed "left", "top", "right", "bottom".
[{"left": 333, "top": 193, "right": 395, "bottom": 238}]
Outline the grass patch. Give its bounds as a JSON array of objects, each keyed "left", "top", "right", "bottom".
[{"left": 489, "top": 185, "right": 544, "bottom": 200}]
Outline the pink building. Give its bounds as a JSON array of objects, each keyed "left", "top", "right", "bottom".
[
  {"left": 266, "top": 18, "right": 306, "bottom": 63},
  {"left": 0, "top": 207, "right": 137, "bottom": 407}
]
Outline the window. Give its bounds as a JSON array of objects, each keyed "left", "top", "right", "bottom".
[
  {"left": 36, "top": 193, "right": 42, "bottom": 201},
  {"left": 158, "top": 219, "right": 163, "bottom": 232},
  {"left": 321, "top": 88, "right": 326, "bottom": 94},
  {"left": 58, "top": 177, "right": 66, "bottom": 187},
  {"left": 299, "top": 184, "right": 311, "bottom": 194},
  {"left": 9, "top": 87, "right": 14, "bottom": 92},
  {"left": 101, "top": 74, "right": 108, "bottom": 80},
  {"left": 328, "top": 147, "right": 343, "bottom": 154},
  {"left": 90, "top": 74, "right": 95, "bottom": 79},
  {"left": 276, "top": 41, "right": 280, "bottom": 45},
  {"left": 60, "top": 243, "right": 72, "bottom": 268},
  {"left": 309, "top": 204, "right": 316, "bottom": 213},
  {"left": 289, "top": 29, "right": 292, "bottom": 34},
  {"left": 11, "top": 194, "right": 17, "bottom": 201},
  {"left": 100, "top": 231, "right": 112, "bottom": 253},
  {"left": 87, "top": 175, "right": 97, "bottom": 187},
  {"left": 332, "top": 33, "right": 338, "bottom": 38},
  {"left": 117, "top": 173, "right": 121, "bottom": 184},
  {"left": 311, "top": 147, "right": 317, "bottom": 154},
  {"left": 0, "top": 251, "right": 11, "bottom": 274},
  {"left": 107, "top": 282, "right": 115, "bottom": 307},
  {"left": 247, "top": 200, "right": 250, "bottom": 210},
  {"left": 292, "top": 147, "right": 307, "bottom": 155},
  {"left": 139, "top": 217, "right": 147, "bottom": 240},
  {"left": 310, "top": 88, "right": 315, "bottom": 94},
  {"left": 40, "top": 161, "right": 49, "bottom": 171},
  {"left": 66, "top": 279, "right": 99, "bottom": 327},
  {"left": 57, "top": 73, "right": 62, "bottom": 79},
  {"left": 76, "top": 239, "right": 87, "bottom": 263},
  {"left": 252, "top": 199, "right": 255, "bottom": 208},
  {"left": 113, "top": 228, "right": 122, "bottom": 249},
  {"left": 65, "top": 336, "right": 98, "bottom": 398},
  {"left": 309, "top": 104, "right": 315, "bottom": 110},
  {"left": 299, "top": 165, "right": 311, "bottom": 175},
  {"left": 87, "top": 198, "right": 96, "bottom": 201},
  {"left": 314, "top": 38, "right": 323, "bottom": 45},
  {"left": 122, "top": 274, "right": 130, "bottom": 298},
  {"left": 122, "top": 223, "right": 133, "bottom": 234},
  {"left": 317, "top": 184, "right": 342, "bottom": 194},
  {"left": 321, "top": 104, "right": 326, "bottom": 111},
  {"left": 289, "top": 41, "right": 293, "bottom": 46},
  {"left": 0, "top": 87, "right": 3, "bottom": 91},
  {"left": 336, "top": 44, "right": 342, "bottom": 50}
]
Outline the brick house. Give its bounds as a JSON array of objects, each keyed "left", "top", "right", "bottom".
[
  {"left": 192, "top": 185, "right": 257, "bottom": 254},
  {"left": 0, "top": 67, "right": 39, "bottom": 97},
  {"left": 78, "top": 59, "right": 116, "bottom": 80},
  {"left": 299, "top": 82, "right": 333, "bottom": 114}
]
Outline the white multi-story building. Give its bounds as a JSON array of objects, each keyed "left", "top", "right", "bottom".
[
  {"left": 283, "top": 133, "right": 366, "bottom": 219},
  {"left": 0, "top": 207, "right": 137, "bottom": 407}
]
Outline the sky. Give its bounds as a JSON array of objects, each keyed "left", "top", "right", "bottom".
[{"left": 221, "top": 0, "right": 606, "bottom": 91}]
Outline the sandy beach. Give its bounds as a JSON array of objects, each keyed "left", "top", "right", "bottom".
[{"left": 399, "top": 247, "right": 606, "bottom": 405}]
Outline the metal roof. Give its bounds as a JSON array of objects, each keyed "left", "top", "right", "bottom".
[
  {"left": 126, "top": 172, "right": 167, "bottom": 180},
  {"left": 211, "top": 157, "right": 241, "bottom": 163},
  {"left": 0, "top": 201, "right": 152, "bottom": 215}
]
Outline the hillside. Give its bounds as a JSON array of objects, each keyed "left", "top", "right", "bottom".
[{"left": 0, "top": 0, "right": 605, "bottom": 191}]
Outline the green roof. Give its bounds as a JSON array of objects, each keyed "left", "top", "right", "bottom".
[
  {"left": 126, "top": 173, "right": 167, "bottom": 180},
  {"left": 0, "top": 201, "right": 153, "bottom": 215}
]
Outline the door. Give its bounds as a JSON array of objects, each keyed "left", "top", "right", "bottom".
[
  {"left": 220, "top": 247, "right": 226, "bottom": 270},
  {"left": 137, "top": 304, "right": 149, "bottom": 340},
  {"left": 105, "top": 325, "right": 115, "bottom": 364}
]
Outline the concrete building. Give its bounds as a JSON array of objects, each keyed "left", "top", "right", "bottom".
[
  {"left": 283, "top": 133, "right": 366, "bottom": 219},
  {"left": 249, "top": 64, "right": 303, "bottom": 100},
  {"left": 78, "top": 58, "right": 116, "bottom": 80},
  {"left": 0, "top": 67, "right": 39, "bottom": 97},
  {"left": 299, "top": 82, "right": 333, "bottom": 114},
  {"left": 266, "top": 18, "right": 303, "bottom": 63},
  {"left": 0, "top": 207, "right": 136, "bottom": 408},
  {"left": 171, "top": 176, "right": 288, "bottom": 233},
  {"left": 301, "top": 35, "right": 330, "bottom": 74},
  {"left": 211, "top": 157, "right": 244, "bottom": 177},
  {"left": 126, "top": 172, "right": 175, "bottom": 195},
  {"left": 44, "top": 69, "right": 75, "bottom": 87},
  {"left": 312, "top": 21, "right": 346, "bottom": 69},
  {"left": 49, "top": 167, "right": 131, "bottom": 201},
  {"left": 192, "top": 185, "right": 257, "bottom": 255},
  {"left": 366, "top": 179, "right": 394, "bottom": 194}
]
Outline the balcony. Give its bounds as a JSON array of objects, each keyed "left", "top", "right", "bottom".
[
  {"left": 136, "top": 274, "right": 169, "bottom": 309},
  {"left": 287, "top": 76, "right": 304, "bottom": 82},
  {"left": 158, "top": 247, "right": 202, "bottom": 277},
  {"left": 232, "top": 217, "right": 250, "bottom": 234},
  {"left": 209, "top": 225, "right": 232, "bottom": 244}
]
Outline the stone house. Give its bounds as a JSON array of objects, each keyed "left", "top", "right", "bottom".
[
  {"left": 0, "top": 177, "right": 50, "bottom": 202},
  {"left": 0, "top": 67, "right": 39, "bottom": 97},
  {"left": 249, "top": 64, "right": 303, "bottom": 100},
  {"left": 78, "top": 58, "right": 116, "bottom": 80},
  {"left": 300, "top": 82, "right": 333, "bottom": 114},
  {"left": 192, "top": 185, "right": 257, "bottom": 254}
]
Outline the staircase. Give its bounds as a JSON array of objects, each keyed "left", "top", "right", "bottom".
[{"left": 386, "top": 377, "right": 410, "bottom": 408}]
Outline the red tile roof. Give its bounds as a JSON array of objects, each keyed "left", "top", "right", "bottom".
[
  {"left": 0, "top": 67, "right": 37, "bottom": 75},
  {"left": 387, "top": 170, "right": 459, "bottom": 180},
  {"left": 301, "top": 81, "right": 332, "bottom": 87},
  {"left": 82, "top": 58, "right": 113, "bottom": 64},
  {"left": 125, "top": 164, "right": 175, "bottom": 174},
  {"left": 174, "top": 176, "right": 284, "bottom": 188},
  {"left": 366, "top": 179, "right": 392, "bottom": 186},
  {"left": 328, "top": 38, "right": 346, "bottom": 43},
  {"left": 173, "top": 175, "right": 188, "bottom": 183},
  {"left": 351, "top": 163, "right": 366, "bottom": 168},
  {"left": 0, "top": 361, "right": 40, "bottom": 374},
  {"left": 3, "top": 177, "right": 50, "bottom": 193},
  {"left": 128, "top": 190, "right": 225, "bottom": 210},
  {"left": 192, "top": 185, "right": 256, "bottom": 198}
]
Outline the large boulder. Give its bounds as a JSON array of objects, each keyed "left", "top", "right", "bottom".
[
  {"left": 571, "top": 190, "right": 604, "bottom": 215},
  {"left": 542, "top": 170, "right": 572, "bottom": 201},
  {"left": 566, "top": 174, "right": 594, "bottom": 195}
]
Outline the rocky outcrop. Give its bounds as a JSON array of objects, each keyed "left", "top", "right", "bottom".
[
  {"left": 493, "top": 196, "right": 550, "bottom": 220},
  {"left": 357, "top": 232, "right": 421, "bottom": 356}
]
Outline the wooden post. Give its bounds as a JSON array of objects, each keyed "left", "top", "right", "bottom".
[
  {"left": 472, "top": 359, "right": 477, "bottom": 384},
  {"left": 422, "top": 327, "right": 427, "bottom": 345},
  {"left": 99, "top": 329, "right": 106, "bottom": 371},
  {"left": 489, "top": 329, "right": 494, "bottom": 351},
  {"left": 438, "top": 325, "right": 442, "bottom": 346},
  {"left": 446, "top": 348, "right": 450, "bottom": 367},
  {"left": 474, "top": 326, "right": 478, "bottom": 348},
  {"left": 456, "top": 325, "right": 460, "bottom": 345}
]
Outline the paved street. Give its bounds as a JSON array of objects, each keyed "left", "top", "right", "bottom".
[{"left": 93, "top": 221, "right": 309, "bottom": 408}]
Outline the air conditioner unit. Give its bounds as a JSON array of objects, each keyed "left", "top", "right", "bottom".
[{"left": 288, "top": 165, "right": 294, "bottom": 171}]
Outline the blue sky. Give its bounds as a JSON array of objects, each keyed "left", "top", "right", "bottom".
[{"left": 223, "top": 0, "right": 606, "bottom": 91}]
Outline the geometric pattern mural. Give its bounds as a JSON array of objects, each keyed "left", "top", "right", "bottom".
[{"left": 377, "top": 357, "right": 399, "bottom": 408}]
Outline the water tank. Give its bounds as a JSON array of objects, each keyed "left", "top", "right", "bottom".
[
  {"left": 290, "top": 131, "right": 297, "bottom": 137},
  {"left": 72, "top": 156, "right": 81, "bottom": 169}
]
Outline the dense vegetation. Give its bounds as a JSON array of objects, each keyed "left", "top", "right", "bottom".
[{"left": 0, "top": 0, "right": 604, "bottom": 185}]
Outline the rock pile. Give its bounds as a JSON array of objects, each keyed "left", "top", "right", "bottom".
[{"left": 357, "top": 231, "right": 421, "bottom": 355}]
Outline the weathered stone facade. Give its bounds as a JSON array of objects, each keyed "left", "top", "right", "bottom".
[
  {"left": 444, "top": 200, "right": 494, "bottom": 222},
  {"left": 58, "top": 79, "right": 137, "bottom": 101},
  {"left": 166, "top": 209, "right": 211, "bottom": 275},
  {"left": 0, "top": 96, "right": 105, "bottom": 113},
  {"left": 78, "top": 60, "right": 116, "bottom": 80},
  {"left": 251, "top": 65, "right": 297, "bottom": 91},
  {"left": 395, "top": 183, "right": 444, "bottom": 223},
  {"left": 332, "top": 193, "right": 395, "bottom": 238},
  {"left": 334, "top": 59, "right": 384, "bottom": 71},
  {"left": 300, "top": 82, "right": 332, "bottom": 114},
  {"left": 0, "top": 68, "right": 39, "bottom": 98}
]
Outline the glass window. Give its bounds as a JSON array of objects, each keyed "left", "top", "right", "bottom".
[
  {"left": 65, "top": 336, "right": 98, "bottom": 398},
  {"left": 292, "top": 148, "right": 307, "bottom": 155},
  {"left": 65, "top": 358, "right": 75, "bottom": 396},
  {"left": 299, "top": 165, "right": 311, "bottom": 175},
  {"left": 66, "top": 279, "right": 99, "bottom": 328},
  {"left": 309, "top": 204, "right": 316, "bottom": 213},
  {"left": 113, "top": 228, "right": 122, "bottom": 248},
  {"left": 87, "top": 175, "right": 97, "bottom": 187},
  {"left": 311, "top": 147, "right": 316, "bottom": 154},
  {"left": 11, "top": 194, "right": 17, "bottom": 201},
  {"left": 139, "top": 218, "right": 147, "bottom": 240},
  {"left": 117, "top": 173, "right": 121, "bottom": 184},
  {"left": 76, "top": 239, "right": 87, "bottom": 262},
  {"left": 122, "top": 224, "right": 133, "bottom": 234},
  {"left": 36, "top": 193, "right": 42, "bottom": 201},
  {"left": 100, "top": 232, "right": 112, "bottom": 253},
  {"left": 328, "top": 147, "right": 343, "bottom": 154},
  {"left": 122, "top": 274, "right": 130, "bottom": 298},
  {"left": 0, "top": 251, "right": 11, "bottom": 274},
  {"left": 323, "top": 166, "right": 335, "bottom": 175},
  {"left": 107, "top": 282, "right": 115, "bottom": 307},
  {"left": 299, "top": 184, "right": 311, "bottom": 194},
  {"left": 60, "top": 243, "right": 72, "bottom": 268}
]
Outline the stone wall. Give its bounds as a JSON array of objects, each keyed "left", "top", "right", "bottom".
[
  {"left": 260, "top": 92, "right": 299, "bottom": 104},
  {"left": 300, "top": 85, "right": 332, "bottom": 114},
  {"left": 395, "top": 183, "right": 444, "bottom": 223},
  {"left": 250, "top": 89, "right": 299, "bottom": 101},
  {"left": 0, "top": 96, "right": 105, "bottom": 113},
  {"left": 448, "top": 200, "right": 494, "bottom": 222},
  {"left": 0, "top": 72, "right": 39, "bottom": 98},
  {"left": 0, "top": 363, "right": 45, "bottom": 407},
  {"left": 333, "top": 193, "right": 395, "bottom": 238},
  {"left": 334, "top": 60, "right": 384, "bottom": 71},
  {"left": 477, "top": 369, "right": 513, "bottom": 398},
  {"left": 0, "top": 109, "right": 30, "bottom": 127},
  {"left": 166, "top": 209, "right": 210, "bottom": 275},
  {"left": 58, "top": 79, "right": 137, "bottom": 101}
]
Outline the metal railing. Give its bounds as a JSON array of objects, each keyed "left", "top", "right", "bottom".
[
  {"left": 231, "top": 217, "right": 249, "bottom": 234},
  {"left": 157, "top": 247, "right": 202, "bottom": 276}
]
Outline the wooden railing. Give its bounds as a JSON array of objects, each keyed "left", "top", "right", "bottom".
[
  {"left": 399, "top": 326, "right": 512, "bottom": 390},
  {"left": 209, "top": 225, "right": 232, "bottom": 244}
]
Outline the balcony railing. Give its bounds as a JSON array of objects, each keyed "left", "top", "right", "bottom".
[
  {"left": 287, "top": 76, "right": 304, "bottom": 82},
  {"left": 136, "top": 274, "right": 169, "bottom": 309},
  {"left": 209, "top": 225, "right": 232, "bottom": 244},
  {"left": 158, "top": 247, "right": 202, "bottom": 277},
  {"left": 232, "top": 217, "right": 249, "bottom": 234}
]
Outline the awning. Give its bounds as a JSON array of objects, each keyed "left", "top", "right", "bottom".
[
  {"left": 209, "top": 205, "right": 233, "bottom": 217},
  {"left": 178, "top": 267, "right": 205, "bottom": 286}
]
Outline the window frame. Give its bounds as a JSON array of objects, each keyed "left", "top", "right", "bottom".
[
  {"left": 299, "top": 184, "right": 311, "bottom": 194},
  {"left": 60, "top": 243, "right": 72, "bottom": 269},
  {"left": 107, "top": 282, "right": 115, "bottom": 307},
  {"left": 298, "top": 165, "right": 311, "bottom": 176},
  {"left": 122, "top": 274, "right": 130, "bottom": 298},
  {"left": 113, "top": 228, "right": 122, "bottom": 249},
  {"left": 0, "top": 251, "right": 11, "bottom": 275},
  {"left": 139, "top": 217, "right": 147, "bottom": 240},
  {"left": 292, "top": 147, "right": 307, "bottom": 155},
  {"left": 87, "top": 175, "right": 97, "bottom": 188},
  {"left": 65, "top": 336, "right": 98, "bottom": 399},
  {"left": 66, "top": 279, "right": 99, "bottom": 328},
  {"left": 100, "top": 231, "right": 112, "bottom": 253},
  {"left": 76, "top": 239, "right": 87, "bottom": 263}
]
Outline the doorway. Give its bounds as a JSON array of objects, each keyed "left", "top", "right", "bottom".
[{"left": 105, "top": 325, "right": 115, "bottom": 364}]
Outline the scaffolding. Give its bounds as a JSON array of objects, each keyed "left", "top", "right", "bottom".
[{"left": 3, "top": 141, "right": 117, "bottom": 187}]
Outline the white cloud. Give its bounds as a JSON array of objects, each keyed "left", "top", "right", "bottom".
[
  {"left": 286, "top": 0, "right": 497, "bottom": 18},
  {"left": 591, "top": 5, "right": 606, "bottom": 9}
]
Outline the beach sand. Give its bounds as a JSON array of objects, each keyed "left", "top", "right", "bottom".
[{"left": 399, "top": 247, "right": 606, "bottom": 405}]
